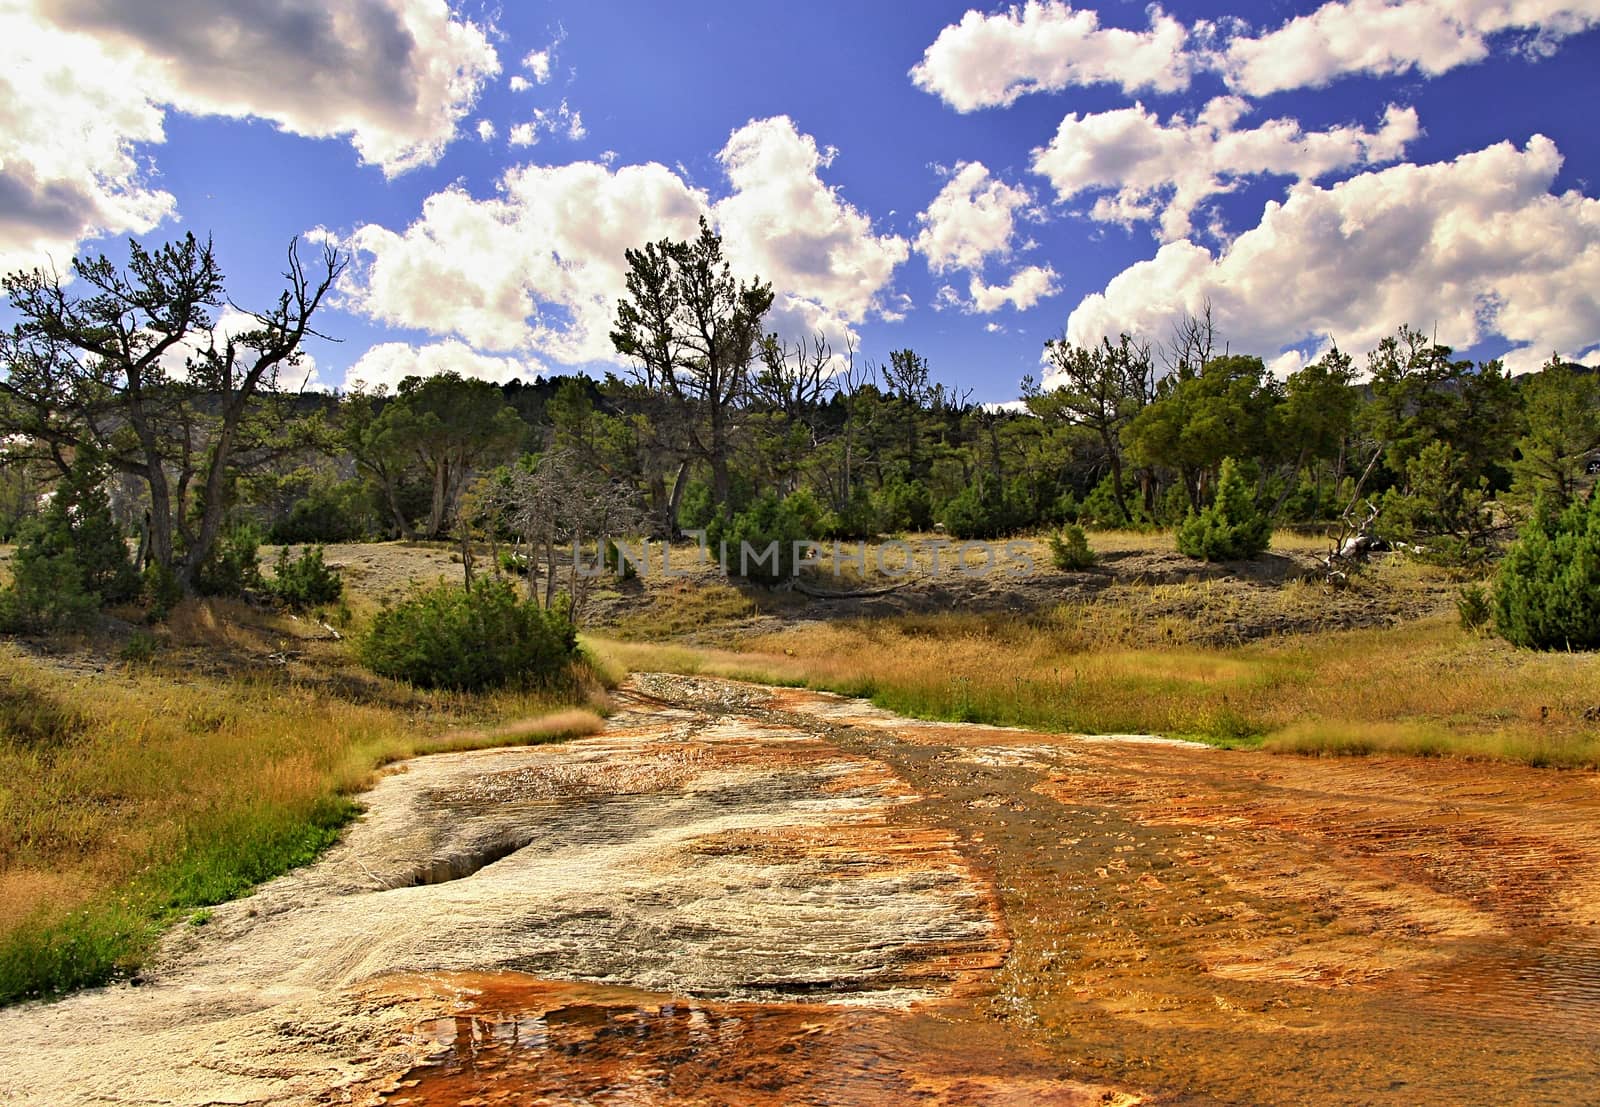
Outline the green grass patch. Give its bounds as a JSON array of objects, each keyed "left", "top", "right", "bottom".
[
  {"left": 0, "top": 794, "right": 357, "bottom": 1004},
  {"left": 590, "top": 602, "right": 1600, "bottom": 768},
  {"left": 0, "top": 632, "right": 610, "bottom": 1007}
]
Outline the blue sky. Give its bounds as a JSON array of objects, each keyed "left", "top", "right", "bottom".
[{"left": 4, "top": 0, "right": 1599, "bottom": 401}]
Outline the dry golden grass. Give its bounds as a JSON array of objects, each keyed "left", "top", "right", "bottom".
[
  {"left": 605, "top": 577, "right": 798, "bottom": 640},
  {"left": 0, "top": 596, "right": 609, "bottom": 1002},
  {"left": 590, "top": 587, "right": 1600, "bottom": 767},
  {"left": 1041, "top": 526, "right": 1331, "bottom": 555}
]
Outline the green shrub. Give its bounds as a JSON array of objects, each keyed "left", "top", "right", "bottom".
[
  {"left": 940, "top": 483, "right": 1021, "bottom": 540},
  {"left": 193, "top": 524, "right": 263, "bottom": 597},
  {"left": 141, "top": 563, "right": 184, "bottom": 621},
  {"left": 817, "top": 484, "right": 878, "bottom": 540},
  {"left": 118, "top": 631, "right": 159, "bottom": 664},
  {"left": 1157, "top": 483, "right": 1193, "bottom": 529},
  {"left": 265, "top": 545, "right": 343, "bottom": 609},
  {"left": 1078, "top": 473, "right": 1141, "bottom": 527},
  {"left": 0, "top": 456, "right": 137, "bottom": 631},
  {"left": 1377, "top": 442, "right": 1497, "bottom": 568},
  {"left": 1050, "top": 490, "right": 1080, "bottom": 525},
  {"left": 359, "top": 576, "right": 578, "bottom": 690},
  {"left": 677, "top": 479, "right": 716, "bottom": 532},
  {"left": 1456, "top": 583, "right": 1492, "bottom": 632},
  {"left": 874, "top": 478, "right": 932, "bottom": 532},
  {"left": 940, "top": 485, "right": 988, "bottom": 539},
  {"left": 268, "top": 478, "right": 377, "bottom": 544},
  {"left": 0, "top": 537, "right": 99, "bottom": 633},
  {"left": 1492, "top": 490, "right": 1600, "bottom": 650},
  {"left": 720, "top": 492, "right": 812, "bottom": 584},
  {"left": 1047, "top": 524, "right": 1097, "bottom": 570},
  {"left": 1275, "top": 473, "right": 1339, "bottom": 523},
  {"left": 69, "top": 476, "right": 137, "bottom": 601},
  {"left": 1177, "top": 458, "right": 1272, "bottom": 561}
]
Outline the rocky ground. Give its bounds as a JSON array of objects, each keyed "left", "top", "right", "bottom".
[{"left": 3, "top": 674, "right": 1596, "bottom": 1105}]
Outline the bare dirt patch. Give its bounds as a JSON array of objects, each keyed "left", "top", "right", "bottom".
[{"left": 582, "top": 534, "right": 1455, "bottom": 647}]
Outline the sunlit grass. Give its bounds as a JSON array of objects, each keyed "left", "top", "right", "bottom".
[
  {"left": 0, "top": 620, "right": 609, "bottom": 1004},
  {"left": 591, "top": 604, "right": 1600, "bottom": 766},
  {"left": 592, "top": 536, "right": 1583, "bottom": 764}
]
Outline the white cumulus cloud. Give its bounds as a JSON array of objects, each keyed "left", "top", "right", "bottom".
[
  {"left": 0, "top": 0, "right": 499, "bottom": 272},
  {"left": 913, "top": 161, "right": 1055, "bottom": 314},
  {"left": 913, "top": 0, "right": 1600, "bottom": 107},
  {"left": 1223, "top": 0, "right": 1600, "bottom": 97},
  {"left": 911, "top": 1, "right": 1196, "bottom": 110},
  {"left": 0, "top": 5, "right": 174, "bottom": 272},
  {"left": 1032, "top": 98, "right": 1420, "bottom": 241},
  {"left": 336, "top": 117, "right": 909, "bottom": 380},
  {"left": 38, "top": 0, "right": 501, "bottom": 176},
  {"left": 969, "top": 265, "right": 1060, "bottom": 313},
  {"left": 711, "top": 116, "right": 909, "bottom": 328},
  {"left": 341, "top": 161, "right": 706, "bottom": 363},
  {"left": 1063, "top": 137, "right": 1600, "bottom": 376},
  {"left": 914, "top": 161, "right": 1037, "bottom": 274}
]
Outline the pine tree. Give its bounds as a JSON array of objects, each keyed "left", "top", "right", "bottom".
[
  {"left": 1493, "top": 489, "right": 1600, "bottom": 650},
  {"left": 0, "top": 455, "right": 137, "bottom": 630},
  {"left": 1177, "top": 457, "right": 1272, "bottom": 561}
]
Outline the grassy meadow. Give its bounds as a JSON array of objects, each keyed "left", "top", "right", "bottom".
[
  {"left": 0, "top": 596, "right": 608, "bottom": 1004},
  {"left": 590, "top": 549, "right": 1600, "bottom": 768}
]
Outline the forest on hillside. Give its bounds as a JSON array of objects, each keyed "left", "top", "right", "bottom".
[{"left": 0, "top": 226, "right": 1597, "bottom": 622}]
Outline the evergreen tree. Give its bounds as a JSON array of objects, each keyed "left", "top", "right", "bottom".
[
  {"left": 0, "top": 455, "right": 137, "bottom": 630},
  {"left": 1510, "top": 357, "right": 1600, "bottom": 508},
  {"left": 1176, "top": 457, "right": 1272, "bottom": 561},
  {"left": 1493, "top": 489, "right": 1600, "bottom": 650}
]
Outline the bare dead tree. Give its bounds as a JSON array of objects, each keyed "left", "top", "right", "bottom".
[
  {"left": 498, "top": 451, "right": 646, "bottom": 622},
  {"left": 1320, "top": 445, "right": 1385, "bottom": 584},
  {"left": 819, "top": 351, "right": 877, "bottom": 513},
  {"left": 1159, "top": 298, "right": 1219, "bottom": 380},
  {"left": 753, "top": 331, "right": 842, "bottom": 436},
  {"left": 750, "top": 330, "right": 848, "bottom": 496}
]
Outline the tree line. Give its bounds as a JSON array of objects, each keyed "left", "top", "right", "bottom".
[{"left": 1, "top": 224, "right": 1597, "bottom": 615}]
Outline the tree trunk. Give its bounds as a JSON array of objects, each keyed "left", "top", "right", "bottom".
[
  {"left": 544, "top": 532, "right": 558, "bottom": 609},
  {"left": 145, "top": 467, "right": 175, "bottom": 576},
  {"left": 379, "top": 475, "right": 413, "bottom": 539},
  {"left": 666, "top": 460, "right": 691, "bottom": 538},
  {"left": 1105, "top": 432, "right": 1130, "bottom": 523},
  {"left": 711, "top": 453, "right": 731, "bottom": 518},
  {"left": 710, "top": 400, "right": 731, "bottom": 518},
  {"left": 180, "top": 400, "right": 249, "bottom": 589},
  {"left": 428, "top": 460, "right": 449, "bottom": 540}
]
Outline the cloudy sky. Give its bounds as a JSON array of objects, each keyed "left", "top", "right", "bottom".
[{"left": 4, "top": 0, "right": 1598, "bottom": 399}]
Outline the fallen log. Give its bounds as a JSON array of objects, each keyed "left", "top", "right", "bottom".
[{"left": 792, "top": 578, "right": 908, "bottom": 599}]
